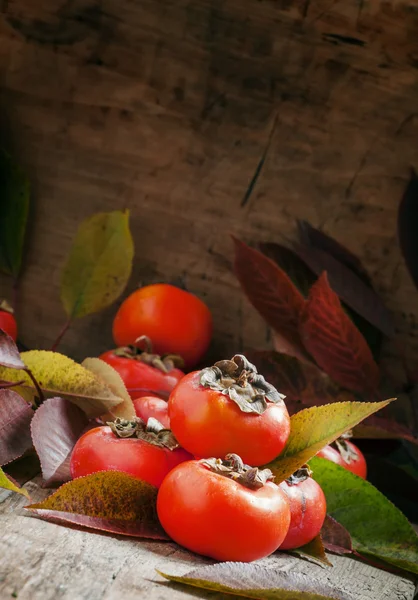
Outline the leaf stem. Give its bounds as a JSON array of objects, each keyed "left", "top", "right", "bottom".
[
  {"left": 51, "top": 319, "right": 72, "bottom": 352},
  {"left": 25, "top": 368, "right": 45, "bottom": 407}
]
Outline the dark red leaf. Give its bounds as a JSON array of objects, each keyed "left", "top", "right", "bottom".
[
  {"left": 26, "top": 471, "right": 168, "bottom": 540},
  {"left": 321, "top": 515, "right": 353, "bottom": 555},
  {"left": 247, "top": 350, "right": 349, "bottom": 414},
  {"left": 299, "top": 273, "right": 379, "bottom": 395},
  {"left": 289, "top": 534, "right": 333, "bottom": 567},
  {"left": 31, "top": 397, "right": 89, "bottom": 485},
  {"left": 258, "top": 242, "right": 316, "bottom": 298},
  {"left": 354, "top": 414, "right": 418, "bottom": 445},
  {"left": 297, "top": 220, "right": 371, "bottom": 285},
  {"left": 232, "top": 236, "right": 308, "bottom": 360},
  {"left": 26, "top": 511, "right": 167, "bottom": 538},
  {"left": 259, "top": 243, "right": 383, "bottom": 358},
  {"left": 0, "top": 329, "right": 25, "bottom": 369},
  {"left": 0, "top": 389, "right": 33, "bottom": 466},
  {"left": 398, "top": 168, "right": 418, "bottom": 290},
  {"left": 293, "top": 243, "right": 395, "bottom": 338}
]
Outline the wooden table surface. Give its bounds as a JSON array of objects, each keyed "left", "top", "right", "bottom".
[{"left": 0, "top": 472, "right": 416, "bottom": 600}]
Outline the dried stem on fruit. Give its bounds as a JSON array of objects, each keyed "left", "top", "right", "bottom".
[
  {"left": 200, "top": 453, "right": 274, "bottom": 490},
  {"left": 108, "top": 416, "right": 179, "bottom": 450},
  {"left": 199, "top": 354, "right": 285, "bottom": 414}
]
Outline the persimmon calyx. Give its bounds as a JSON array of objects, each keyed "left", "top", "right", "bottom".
[
  {"left": 108, "top": 416, "right": 179, "bottom": 450},
  {"left": 0, "top": 299, "right": 14, "bottom": 314},
  {"left": 113, "top": 335, "right": 184, "bottom": 373},
  {"left": 199, "top": 354, "right": 285, "bottom": 414},
  {"left": 332, "top": 431, "right": 359, "bottom": 464},
  {"left": 285, "top": 464, "right": 312, "bottom": 486},
  {"left": 200, "top": 453, "right": 274, "bottom": 490}
]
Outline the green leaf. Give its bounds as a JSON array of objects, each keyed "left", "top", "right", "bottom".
[
  {"left": 0, "top": 350, "right": 124, "bottom": 417},
  {"left": 61, "top": 210, "right": 134, "bottom": 319},
  {"left": 0, "top": 466, "right": 29, "bottom": 498},
  {"left": 158, "top": 562, "right": 352, "bottom": 600},
  {"left": 0, "top": 150, "right": 30, "bottom": 278},
  {"left": 266, "top": 400, "right": 392, "bottom": 482},
  {"left": 310, "top": 456, "right": 418, "bottom": 575},
  {"left": 26, "top": 471, "right": 167, "bottom": 539}
]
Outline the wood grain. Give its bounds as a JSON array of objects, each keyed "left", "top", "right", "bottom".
[
  {"left": 0, "top": 476, "right": 416, "bottom": 600},
  {"left": 0, "top": 0, "right": 418, "bottom": 377}
]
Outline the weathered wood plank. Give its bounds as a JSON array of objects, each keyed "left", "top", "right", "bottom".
[
  {"left": 0, "top": 477, "right": 416, "bottom": 600},
  {"left": 0, "top": 1, "right": 418, "bottom": 371}
]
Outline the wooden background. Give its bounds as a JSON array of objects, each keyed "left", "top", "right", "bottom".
[{"left": 1, "top": 0, "right": 418, "bottom": 366}]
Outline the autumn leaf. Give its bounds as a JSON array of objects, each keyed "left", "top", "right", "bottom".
[
  {"left": 0, "top": 329, "right": 25, "bottom": 369},
  {"left": 321, "top": 515, "right": 353, "bottom": 555},
  {"left": 293, "top": 244, "right": 394, "bottom": 339},
  {"left": 249, "top": 350, "right": 417, "bottom": 445},
  {"left": 297, "top": 220, "right": 371, "bottom": 284},
  {"left": 266, "top": 399, "right": 392, "bottom": 482},
  {"left": 259, "top": 242, "right": 316, "bottom": 298},
  {"left": 60, "top": 210, "right": 134, "bottom": 320},
  {"left": 233, "top": 236, "right": 308, "bottom": 360},
  {"left": 158, "top": 562, "right": 351, "bottom": 600},
  {"left": 0, "top": 389, "right": 33, "bottom": 466},
  {"left": 0, "top": 150, "right": 30, "bottom": 278},
  {"left": 31, "top": 397, "right": 89, "bottom": 485},
  {"left": 0, "top": 466, "right": 29, "bottom": 498},
  {"left": 247, "top": 350, "right": 350, "bottom": 414},
  {"left": 26, "top": 471, "right": 168, "bottom": 539},
  {"left": 299, "top": 273, "right": 379, "bottom": 396},
  {"left": 81, "top": 357, "right": 135, "bottom": 420},
  {"left": 353, "top": 416, "right": 418, "bottom": 445},
  {"left": 310, "top": 457, "right": 418, "bottom": 575},
  {"left": 0, "top": 350, "right": 124, "bottom": 417},
  {"left": 289, "top": 535, "right": 332, "bottom": 567}
]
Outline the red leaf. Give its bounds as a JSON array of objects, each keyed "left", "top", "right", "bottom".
[
  {"left": 354, "top": 415, "right": 418, "bottom": 445},
  {"left": 232, "top": 236, "right": 308, "bottom": 360},
  {"left": 258, "top": 242, "right": 316, "bottom": 297},
  {"left": 0, "top": 329, "right": 25, "bottom": 369},
  {"left": 31, "top": 397, "right": 89, "bottom": 485},
  {"left": 0, "top": 389, "right": 33, "bottom": 465},
  {"left": 294, "top": 243, "right": 395, "bottom": 338},
  {"left": 299, "top": 273, "right": 379, "bottom": 395},
  {"left": 297, "top": 220, "right": 371, "bottom": 284},
  {"left": 289, "top": 535, "right": 333, "bottom": 567},
  {"left": 26, "top": 471, "right": 168, "bottom": 540},
  {"left": 321, "top": 515, "right": 353, "bottom": 555},
  {"left": 247, "top": 350, "right": 350, "bottom": 414}
]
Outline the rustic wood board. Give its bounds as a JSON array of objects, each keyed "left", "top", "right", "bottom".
[
  {"left": 0, "top": 1, "right": 418, "bottom": 372},
  {"left": 0, "top": 475, "right": 416, "bottom": 600}
]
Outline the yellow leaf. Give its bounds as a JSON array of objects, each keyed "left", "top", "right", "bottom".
[
  {"left": 266, "top": 399, "right": 393, "bottom": 482},
  {"left": 61, "top": 210, "right": 134, "bottom": 319},
  {"left": 0, "top": 467, "right": 29, "bottom": 499},
  {"left": 0, "top": 350, "right": 123, "bottom": 418},
  {"left": 82, "top": 357, "right": 135, "bottom": 420}
]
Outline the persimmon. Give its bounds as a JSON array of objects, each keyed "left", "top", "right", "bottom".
[
  {"left": 70, "top": 418, "right": 192, "bottom": 488},
  {"left": 168, "top": 354, "right": 290, "bottom": 466},
  {"left": 112, "top": 284, "right": 212, "bottom": 368},
  {"left": 157, "top": 454, "right": 291, "bottom": 561}
]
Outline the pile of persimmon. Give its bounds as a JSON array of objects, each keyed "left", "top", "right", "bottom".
[{"left": 70, "top": 283, "right": 367, "bottom": 562}]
